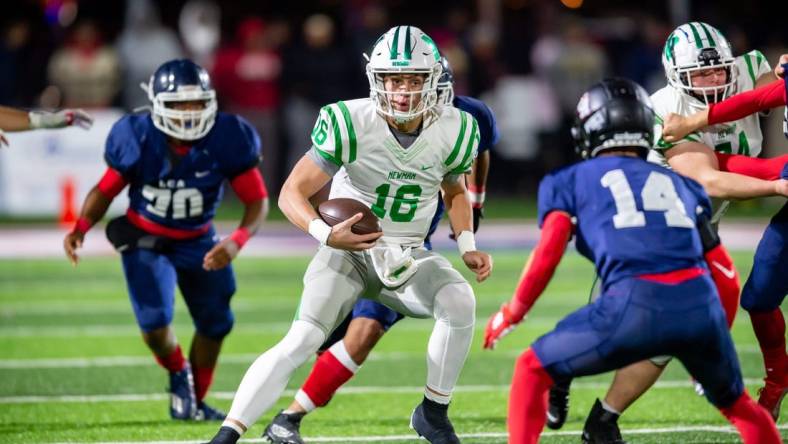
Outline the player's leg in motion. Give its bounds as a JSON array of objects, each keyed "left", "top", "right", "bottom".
[
  {"left": 208, "top": 248, "right": 365, "bottom": 444},
  {"left": 409, "top": 280, "right": 476, "bottom": 444},
  {"left": 120, "top": 248, "right": 197, "bottom": 420},
  {"left": 174, "top": 235, "right": 239, "bottom": 420},
  {"left": 740, "top": 202, "right": 788, "bottom": 420},
  {"left": 677, "top": 287, "right": 781, "bottom": 443},
  {"left": 264, "top": 300, "right": 402, "bottom": 444}
]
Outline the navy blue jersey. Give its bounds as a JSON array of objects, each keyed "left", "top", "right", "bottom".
[
  {"left": 424, "top": 95, "right": 499, "bottom": 245},
  {"left": 538, "top": 156, "right": 712, "bottom": 287},
  {"left": 453, "top": 95, "right": 499, "bottom": 153},
  {"left": 105, "top": 112, "right": 261, "bottom": 231}
]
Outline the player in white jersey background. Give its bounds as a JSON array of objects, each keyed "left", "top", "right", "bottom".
[
  {"left": 543, "top": 22, "right": 788, "bottom": 443},
  {"left": 206, "top": 25, "right": 492, "bottom": 444}
]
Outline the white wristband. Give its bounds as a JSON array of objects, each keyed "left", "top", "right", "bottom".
[
  {"left": 308, "top": 218, "right": 332, "bottom": 245},
  {"left": 28, "top": 111, "right": 44, "bottom": 129},
  {"left": 468, "top": 190, "right": 486, "bottom": 208},
  {"left": 456, "top": 230, "right": 476, "bottom": 255}
]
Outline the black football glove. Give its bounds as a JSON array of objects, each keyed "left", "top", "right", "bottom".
[{"left": 472, "top": 206, "right": 484, "bottom": 233}]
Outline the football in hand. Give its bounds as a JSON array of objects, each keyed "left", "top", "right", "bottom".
[{"left": 318, "top": 198, "right": 382, "bottom": 235}]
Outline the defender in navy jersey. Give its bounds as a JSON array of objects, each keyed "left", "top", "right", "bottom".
[
  {"left": 63, "top": 59, "right": 269, "bottom": 422},
  {"left": 262, "top": 57, "right": 499, "bottom": 444},
  {"left": 483, "top": 78, "right": 779, "bottom": 444}
]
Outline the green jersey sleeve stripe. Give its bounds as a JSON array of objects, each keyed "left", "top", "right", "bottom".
[
  {"left": 754, "top": 50, "right": 767, "bottom": 73},
  {"left": 445, "top": 112, "right": 468, "bottom": 166},
  {"left": 744, "top": 54, "right": 757, "bottom": 85},
  {"left": 688, "top": 23, "right": 703, "bottom": 48},
  {"left": 337, "top": 101, "right": 357, "bottom": 163},
  {"left": 456, "top": 117, "right": 479, "bottom": 171},
  {"left": 699, "top": 23, "right": 715, "bottom": 47},
  {"left": 313, "top": 145, "right": 342, "bottom": 167},
  {"left": 324, "top": 105, "right": 343, "bottom": 164}
]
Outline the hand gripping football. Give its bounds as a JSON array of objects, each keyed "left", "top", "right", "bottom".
[{"left": 318, "top": 198, "right": 382, "bottom": 235}]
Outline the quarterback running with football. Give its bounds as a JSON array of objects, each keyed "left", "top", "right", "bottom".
[
  {"left": 261, "top": 55, "right": 500, "bottom": 444},
  {"left": 207, "top": 26, "right": 492, "bottom": 444}
]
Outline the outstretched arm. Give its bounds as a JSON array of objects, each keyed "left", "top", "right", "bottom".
[
  {"left": 483, "top": 210, "right": 573, "bottom": 349},
  {"left": 666, "top": 142, "right": 788, "bottom": 199},
  {"left": 663, "top": 78, "right": 786, "bottom": 143}
]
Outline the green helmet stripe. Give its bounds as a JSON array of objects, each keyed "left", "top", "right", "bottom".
[
  {"left": 421, "top": 34, "right": 440, "bottom": 61},
  {"left": 404, "top": 26, "right": 412, "bottom": 60},
  {"left": 688, "top": 23, "right": 703, "bottom": 48},
  {"left": 664, "top": 33, "right": 679, "bottom": 62},
  {"left": 699, "top": 23, "right": 715, "bottom": 47},
  {"left": 390, "top": 26, "right": 401, "bottom": 59}
]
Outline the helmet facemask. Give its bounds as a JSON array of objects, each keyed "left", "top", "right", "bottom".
[
  {"left": 366, "top": 64, "right": 441, "bottom": 124},
  {"left": 147, "top": 84, "right": 217, "bottom": 141},
  {"left": 662, "top": 23, "right": 738, "bottom": 109},
  {"left": 436, "top": 56, "right": 455, "bottom": 106},
  {"left": 670, "top": 49, "right": 738, "bottom": 106}
]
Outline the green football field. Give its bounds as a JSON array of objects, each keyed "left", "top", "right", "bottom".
[{"left": 1, "top": 251, "right": 786, "bottom": 443}]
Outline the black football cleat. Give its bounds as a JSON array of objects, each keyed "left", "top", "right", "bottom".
[
  {"left": 195, "top": 402, "right": 226, "bottom": 421},
  {"left": 263, "top": 410, "right": 306, "bottom": 444},
  {"left": 410, "top": 397, "right": 461, "bottom": 444},
  {"left": 582, "top": 399, "right": 626, "bottom": 444},
  {"left": 206, "top": 426, "right": 240, "bottom": 444},
  {"left": 546, "top": 380, "right": 571, "bottom": 430},
  {"left": 169, "top": 365, "right": 197, "bottom": 420}
]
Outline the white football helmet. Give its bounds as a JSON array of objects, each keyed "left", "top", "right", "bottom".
[
  {"left": 662, "top": 22, "right": 738, "bottom": 108},
  {"left": 365, "top": 26, "right": 442, "bottom": 123}
]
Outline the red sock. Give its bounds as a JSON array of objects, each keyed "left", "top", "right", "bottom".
[
  {"left": 719, "top": 392, "right": 781, "bottom": 444},
  {"left": 297, "top": 341, "right": 357, "bottom": 409},
  {"left": 194, "top": 366, "right": 215, "bottom": 402},
  {"left": 508, "top": 348, "right": 554, "bottom": 444},
  {"left": 750, "top": 309, "right": 788, "bottom": 383},
  {"left": 154, "top": 345, "right": 186, "bottom": 373}
]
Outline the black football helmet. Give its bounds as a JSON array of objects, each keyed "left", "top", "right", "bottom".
[{"left": 571, "top": 78, "right": 655, "bottom": 159}]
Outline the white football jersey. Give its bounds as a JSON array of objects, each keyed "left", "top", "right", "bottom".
[
  {"left": 649, "top": 49, "right": 771, "bottom": 221},
  {"left": 651, "top": 49, "right": 771, "bottom": 161},
  {"left": 311, "top": 99, "right": 480, "bottom": 247}
]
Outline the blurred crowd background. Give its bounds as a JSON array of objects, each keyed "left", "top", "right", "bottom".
[{"left": 2, "top": 0, "right": 788, "bottom": 199}]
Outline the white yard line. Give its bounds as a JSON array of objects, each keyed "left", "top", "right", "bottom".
[
  {"left": 0, "top": 378, "right": 767, "bottom": 404},
  {"left": 0, "top": 345, "right": 761, "bottom": 369},
  {"left": 45, "top": 424, "right": 788, "bottom": 443}
]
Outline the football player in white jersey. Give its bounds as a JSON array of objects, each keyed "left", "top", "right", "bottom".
[
  {"left": 534, "top": 22, "right": 788, "bottom": 443},
  {"left": 206, "top": 26, "right": 492, "bottom": 444}
]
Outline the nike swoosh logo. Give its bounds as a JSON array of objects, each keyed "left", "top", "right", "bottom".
[
  {"left": 195, "top": 170, "right": 210, "bottom": 178},
  {"left": 711, "top": 261, "right": 736, "bottom": 279},
  {"left": 546, "top": 411, "right": 558, "bottom": 423},
  {"left": 421, "top": 165, "right": 433, "bottom": 171}
]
